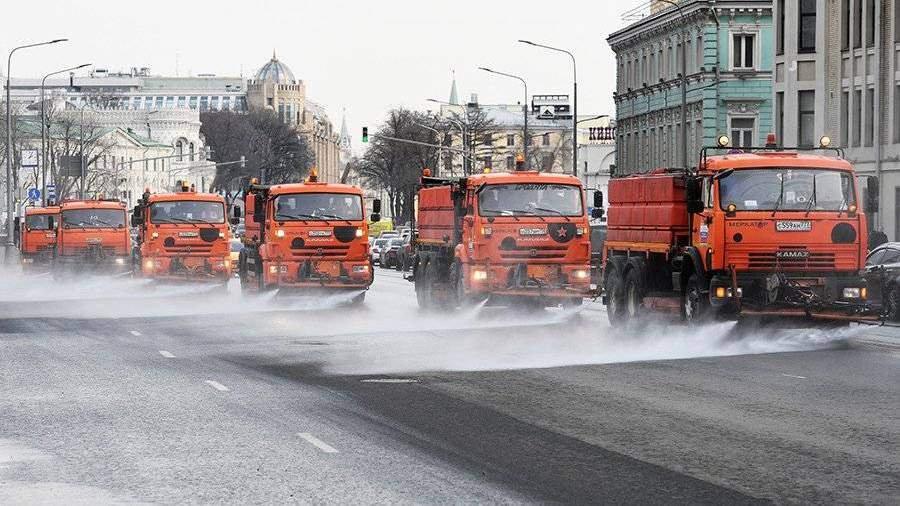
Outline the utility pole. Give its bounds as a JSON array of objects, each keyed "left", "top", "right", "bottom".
[{"left": 479, "top": 67, "right": 529, "bottom": 169}]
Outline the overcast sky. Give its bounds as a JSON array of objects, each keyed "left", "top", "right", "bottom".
[{"left": 3, "top": 0, "right": 643, "bottom": 151}]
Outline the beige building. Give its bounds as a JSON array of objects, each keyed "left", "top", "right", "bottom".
[{"left": 246, "top": 53, "right": 343, "bottom": 183}]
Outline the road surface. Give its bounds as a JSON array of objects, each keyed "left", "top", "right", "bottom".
[{"left": 0, "top": 267, "right": 897, "bottom": 504}]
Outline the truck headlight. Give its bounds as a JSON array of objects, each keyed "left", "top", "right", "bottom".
[
  {"left": 355, "top": 228, "right": 364, "bottom": 238},
  {"left": 219, "top": 231, "right": 225, "bottom": 238},
  {"left": 843, "top": 287, "right": 862, "bottom": 299},
  {"left": 352, "top": 265, "right": 369, "bottom": 273},
  {"left": 115, "top": 258, "right": 125, "bottom": 265},
  {"left": 572, "top": 269, "right": 590, "bottom": 280},
  {"left": 269, "top": 265, "right": 288, "bottom": 274},
  {"left": 481, "top": 226, "right": 492, "bottom": 237},
  {"left": 151, "top": 232, "right": 159, "bottom": 239},
  {"left": 144, "top": 260, "right": 154, "bottom": 269},
  {"left": 576, "top": 226, "right": 585, "bottom": 237},
  {"left": 472, "top": 269, "right": 488, "bottom": 281},
  {"left": 275, "top": 229, "right": 285, "bottom": 238},
  {"left": 21, "top": 258, "right": 34, "bottom": 264}
]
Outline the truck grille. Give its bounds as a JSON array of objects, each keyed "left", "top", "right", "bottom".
[
  {"left": 164, "top": 244, "right": 213, "bottom": 255},
  {"left": 66, "top": 246, "right": 117, "bottom": 257},
  {"left": 499, "top": 244, "right": 569, "bottom": 260},
  {"left": 745, "top": 250, "right": 835, "bottom": 270},
  {"left": 291, "top": 245, "right": 349, "bottom": 259}
]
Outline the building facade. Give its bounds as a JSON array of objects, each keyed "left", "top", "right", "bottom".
[
  {"left": 608, "top": 0, "right": 775, "bottom": 175},
  {"left": 774, "top": 0, "right": 900, "bottom": 238}
]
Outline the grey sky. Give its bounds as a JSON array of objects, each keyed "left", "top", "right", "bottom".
[{"left": 3, "top": 0, "right": 642, "bottom": 151}]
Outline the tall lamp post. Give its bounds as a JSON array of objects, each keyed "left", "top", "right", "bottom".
[
  {"left": 5, "top": 38, "right": 67, "bottom": 260},
  {"left": 519, "top": 40, "right": 578, "bottom": 177},
  {"left": 657, "top": 0, "right": 688, "bottom": 168},
  {"left": 40, "top": 63, "right": 90, "bottom": 205},
  {"left": 478, "top": 67, "right": 529, "bottom": 169}
]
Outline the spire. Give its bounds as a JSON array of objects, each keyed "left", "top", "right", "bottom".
[
  {"left": 449, "top": 69, "right": 459, "bottom": 105},
  {"left": 339, "top": 108, "right": 350, "bottom": 148},
  {"left": 272, "top": 48, "right": 277, "bottom": 61}
]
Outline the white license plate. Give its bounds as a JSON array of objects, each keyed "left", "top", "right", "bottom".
[{"left": 776, "top": 220, "right": 811, "bottom": 232}]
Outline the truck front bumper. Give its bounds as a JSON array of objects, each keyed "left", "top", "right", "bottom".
[
  {"left": 142, "top": 256, "right": 231, "bottom": 282},
  {"left": 708, "top": 272, "right": 878, "bottom": 320},
  {"left": 264, "top": 259, "right": 373, "bottom": 289},
  {"left": 55, "top": 255, "right": 131, "bottom": 273},
  {"left": 465, "top": 262, "right": 592, "bottom": 299}
]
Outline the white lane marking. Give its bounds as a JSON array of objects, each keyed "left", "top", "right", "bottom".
[
  {"left": 204, "top": 380, "right": 230, "bottom": 392},
  {"left": 298, "top": 433, "right": 339, "bottom": 453},
  {"left": 360, "top": 378, "right": 419, "bottom": 384},
  {"left": 781, "top": 373, "right": 806, "bottom": 379},
  {"left": 129, "top": 330, "right": 142, "bottom": 336},
  {"left": 158, "top": 350, "right": 175, "bottom": 358}
]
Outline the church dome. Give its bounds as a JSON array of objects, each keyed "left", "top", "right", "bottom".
[{"left": 255, "top": 51, "right": 296, "bottom": 84}]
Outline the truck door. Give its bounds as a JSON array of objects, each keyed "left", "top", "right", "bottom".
[{"left": 690, "top": 176, "right": 716, "bottom": 270}]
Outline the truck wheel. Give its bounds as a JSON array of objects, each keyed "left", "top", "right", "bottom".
[
  {"left": 682, "top": 274, "right": 707, "bottom": 324},
  {"left": 605, "top": 267, "right": 626, "bottom": 326},
  {"left": 415, "top": 261, "right": 431, "bottom": 309},
  {"left": 624, "top": 268, "right": 644, "bottom": 319}
]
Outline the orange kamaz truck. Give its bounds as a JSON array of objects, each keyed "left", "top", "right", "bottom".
[
  {"left": 19, "top": 205, "right": 59, "bottom": 271},
  {"left": 131, "top": 184, "right": 235, "bottom": 284},
  {"left": 55, "top": 198, "right": 131, "bottom": 274},
  {"left": 238, "top": 170, "right": 374, "bottom": 304},
  {"left": 601, "top": 135, "right": 877, "bottom": 325},
  {"left": 412, "top": 163, "right": 592, "bottom": 309}
]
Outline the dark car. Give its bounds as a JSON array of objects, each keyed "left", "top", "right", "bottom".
[
  {"left": 865, "top": 242, "right": 900, "bottom": 319},
  {"left": 381, "top": 237, "right": 406, "bottom": 269},
  {"left": 394, "top": 234, "right": 414, "bottom": 272},
  {"left": 589, "top": 223, "right": 607, "bottom": 286}
]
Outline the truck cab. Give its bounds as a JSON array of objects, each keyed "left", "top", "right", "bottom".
[
  {"left": 415, "top": 167, "right": 592, "bottom": 308},
  {"left": 131, "top": 185, "right": 233, "bottom": 283},
  {"left": 239, "top": 171, "right": 373, "bottom": 302},
  {"left": 19, "top": 205, "right": 59, "bottom": 270},
  {"left": 55, "top": 199, "right": 131, "bottom": 273}
]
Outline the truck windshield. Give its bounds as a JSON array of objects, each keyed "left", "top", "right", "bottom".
[
  {"left": 273, "top": 193, "right": 363, "bottom": 221},
  {"left": 25, "top": 214, "right": 54, "bottom": 230},
  {"left": 478, "top": 184, "right": 583, "bottom": 217},
  {"left": 150, "top": 201, "right": 225, "bottom": 224},
  {"left": 62, "top": 209, "right": 126, "bottom": 228},
  {"left": 718, "top": 168, "right": 856, "bottom": 211}
]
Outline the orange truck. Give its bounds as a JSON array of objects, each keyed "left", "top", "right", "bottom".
[
  {"left": 238, "top": 171, "right": 375, "bottom": 303},
  {"left": 19, "top": 205, "right": 59, "bottom": 270},
  {"left": 412, "top": 165, "right": 592, "bottom": 309},
  {"left": 55, "top": 198, "right": 131, "bottom": 274},
  {"left": 601, "top": 135, "right": 877, "bottom": 325},
  {"left": 131, "top": 184, "right": 235, "bottom": 284}
]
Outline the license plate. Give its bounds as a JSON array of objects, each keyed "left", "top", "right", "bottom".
[
  {"left": 519, "top": 227, "right": 547, "bottom": 236},
  {"left": 309, "top": 230, "right": 332, "bottom": 237},
  {"left": 179, "top": 232, "right": 199, "bottom": 238},
  {"left": 776, "top": 220, "right": 811, "bottom": 232}
]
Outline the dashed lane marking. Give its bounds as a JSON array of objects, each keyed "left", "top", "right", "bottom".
[
  {"left": 781, "top": 373, "right": 807, "bottom": 379},
  {"left": 298, "top": 433, "right": 339, "bottom": 453},
  {"left": 360, "top": 378, "right": 419, "bottom": 383},
  {"left": 204, "top": 380, "right": 230, "bottom": 392},
  {"left": 129, "top": 330, "right": 142, "bottom": 336},
  {"left": 158, "top": 350, "right": 175, "bottom": 358}
]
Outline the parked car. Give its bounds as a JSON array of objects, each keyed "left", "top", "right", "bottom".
[
  {"left": 865, "top": 242, "right": 900, "bottom": 319},
  {"left": 381, "top": 237, "right": 406, "bottom": 269},
  {"left": 394, "top": 235, "right": 414, "bottom": 271},
  {"left": 370, "top": 238, "right": 390, "bottom": 265},
  {"left": 378, "top": 231, "right": 399, "bottom": 241}
]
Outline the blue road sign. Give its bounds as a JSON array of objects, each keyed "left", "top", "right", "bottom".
[{"left": 27, "top": 188, "right": 40, "bottom": 201}]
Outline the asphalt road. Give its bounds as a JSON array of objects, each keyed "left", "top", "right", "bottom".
[{"left": 0, "top": 267, "right": 897, "bottom": 504}]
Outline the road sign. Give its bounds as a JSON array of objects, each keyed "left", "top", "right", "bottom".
[
  {"left": 20, "top": 149, "right": 39, "bottom": 168},
  {"left": 27, "top": 188, "right": 40, "bottom": 201}
]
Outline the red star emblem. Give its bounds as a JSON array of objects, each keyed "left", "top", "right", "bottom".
[{"left": 557, "top": 228, "right": 568, "bottom": 238}]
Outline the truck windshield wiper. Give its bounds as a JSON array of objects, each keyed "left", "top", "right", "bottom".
[
  {"left": 317, "top": 213, "right": 353, "bottom": 225},
  {"left": 804, "top": 175, "right": 817, "bottom": 217},
  {"left": 156, "top": 217, "right": 199, "bottom": 228},
  {"left": 509, "top": 209, "right": 544, "bottom": 222},
  {"left": 532, "top": 207, "right": 570, "bottom": 221},
  {"left": 771, "top": 174, "right": 785, "bottom": 217},
  {"left": 275, "top": 212, "right": 316, "bottom": 222}
]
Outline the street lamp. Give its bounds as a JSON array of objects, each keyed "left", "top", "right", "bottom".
[
  {"left": 519, "top": 40, "right": 578, "bottom": 177},
  {"left": 40, "top": 63, "right": 90, "bottom": 205},
  {"left": 656, "top": 0, "right": 688, "bottom": 168},
  {"left": 5, "top": 38, "right": 68, "bottom": 260},
  {"left": 478, "top": 67, "right": 529, "bottom": 169}
]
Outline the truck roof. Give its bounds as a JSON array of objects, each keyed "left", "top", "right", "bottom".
[
  {"left": 702, "top": 152, "right": 853, "bottom": 172},
  {"left": 24, "top": 206, "right": 59, "bottom": 215},
  {"left": 267, "top": 182, "right": 364, "bottom": 196},
  {"left": 59, "top": 199, "right": 126, "bottom": 210},
  {"left": 465, "top": 170, "right": 584, "bottom": 187},
  {"left": 147, "top": 193, "right": 225, "bottom": 203}
]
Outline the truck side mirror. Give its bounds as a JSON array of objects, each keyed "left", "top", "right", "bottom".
[
  {"left": 233, "top": 206, "right": 243, "bottom": 218},
  {"left": 47, "top": 216, "right": 55, "bottom": 230},
  {"left": 866, "top": 176, "right": 879, "bottom": 213},
  {"left": 593, "top": 190, "right": 604, "bottom": 209},
  {"left": 372, "top": 198, "right": 382, "bottom": 214},
  {"left": 253, "top": 195, "right": 265, "bottom": 224},
  {"left": 685, "top": 177, "right": 704, "bottom": 214},
  {"left": 370, "top": 212, "right": 381, "bottom": 223},
  {"left": 131, "top": 214, "right": 144, "bottom": 226},
  {"left": 591, "top": 207, "right": 604, "bottom": 219}
]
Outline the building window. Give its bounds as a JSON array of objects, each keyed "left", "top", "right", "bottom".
[
  {"left": 895, "top": 85, "right": 900, "bottom": 144},
  {"left": 176, "top": 140, "right": 184, "bottom": 162},
  {"left": 155, "top": 96, "right": 164, "bottom": 108},
  {"left": 222, "top": 96, "right": 231, "bottom": 110},
  {"left": 177, "top": 96, "right": 186, "bottom": 108},
  {"left": 189, "top": 143, "right": 195, "bottom": 162},
  {"left": 542, "top": 153, "right": 554, "bottom": 172},
  {"left": 866, "top": 0, "right": 875, "bottom": 47},
  {"left": 776, "top": 92, "right": 784, "bottom": 142},
  {"left": 506, "top": 156, "right": 514, "bottom": 170},
  {"left": 865, "top": 89, "right": 874, "bottom": 147},
  {"left": 732, "top": 34, "right": 755, "bottom": 70},
  {"left": 730, "top": 117, "right": 756, "bottom": 148},
  {"left": 188, "top": 96, "right": 197, "bottom": 109},
  {"left": 841, "top": 91, "right": 850, "bottom": 147},
  {"left": 165, "top": 96, "right": 175, "bottom": 108},
  {"left": 145, "top": 97, "right": 154, "bottom": 109},
  {"left": 506, "top": 134, "right": 515, "bottom": 146},
  {"left": 798, "top": 90, "right": 816, "bottom": 148},
  {"left": 854, "top": 0, "right": 863, "bottom": 48},
  {"left": 798, "top": 0, "right": 816, "bottom": 52},
  {"left": 696, "top": 34, "right": 703, "bottom": 71},
  {"left": 776, "top": 0, "right": 785, "bottom": 55},
  {"left": 841, "top": 0, "right": 850, "bottom": 50},
  {"left": 199, "top": 96, "right": 209, "bottom": 111},
  {"left": 896, "top": 0, "right": 900, "bottom": 42},
  {"left": 542, "top": 133, "right": 550, "bottom": 146},
  {"left": 211, "top": 96, "right": 220, "bottom": 110},
  {"left": 853, "top": 90, "right": 862, "bottom": 146},
  {"left": 483, "top": 133, "right": 493, "bottom": 146}
]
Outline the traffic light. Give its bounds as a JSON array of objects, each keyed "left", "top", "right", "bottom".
[{"left": 362, "top": 127, "right": 369, "bottom": 143}]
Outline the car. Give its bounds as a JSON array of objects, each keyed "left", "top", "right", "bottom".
[
  {"left": 381, "top": 237, "right": 407, "bottom": 269},
  {"left": 232, "top": 224, "right": 245, "bottom": 238},
  {"left": 378, "top": 231, "right": 399, "bottom": 241},
  {"left": 589, "top": 223, "right": 607, "bottom": 286},
  {"left": 229, "top": 238, "right": 244, "bottom": 274},
  {"left": 370, "top": 238, "right": 390, "bottom": 265},
  {"left": 394, "top": 235, "right": 414, "bottom": 271},
  {"left": 865, "top": 242, "right": 900, "bottom": 319}
]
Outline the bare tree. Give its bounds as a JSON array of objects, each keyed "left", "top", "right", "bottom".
[
  {"left": 529, "top": 129, "right": 572, "bottom": 173},
  {"left": 354, "top": 108, "right": 439, "bottom": 226},
  {"left": 45, "top": 109, "right": 119, "bottom": 199},
  {"left": 446, "top": 105, "right": 497, "bottom": 176}
]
